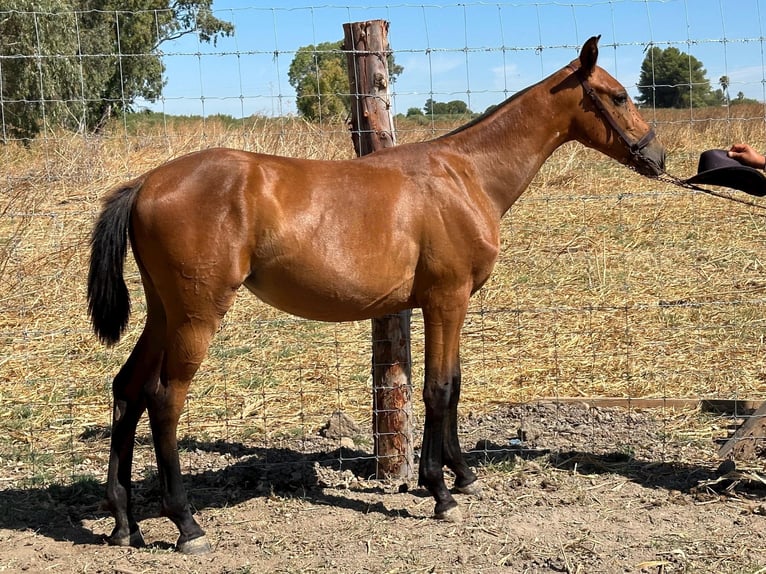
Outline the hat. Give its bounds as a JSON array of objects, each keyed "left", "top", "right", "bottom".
[{"left": 685, "top": 149, "right": 766, "bottom": 197}]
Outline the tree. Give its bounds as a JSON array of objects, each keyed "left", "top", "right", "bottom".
[
  {"left": 719, "top": 75, "right": 730, "bottom": 104},
  {"left": 424, "top": 98, "right": 471, "bottom": 115},
  {"left": 731, "top": 91, "right": 759, "bottom": 106},
  {"left": 288, "top": 41, "right": 348, "bottom": 121},
  {"left": 288, "top": 40, "right": 403, "bottom": 122},
  {"left": 0, "top": 1, "right": 233, "bottom": 141},
  {"left": 637, "top": 46, "right": 723, "bottom": 108}
]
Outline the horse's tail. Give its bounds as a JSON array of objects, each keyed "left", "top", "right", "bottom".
[{"left": 87, "top": 178, "right": 144, "bottom": 346}]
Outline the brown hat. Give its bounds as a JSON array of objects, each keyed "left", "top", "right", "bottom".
[{"left": 685, "top": 149, "right": 766, "bottom": 196}]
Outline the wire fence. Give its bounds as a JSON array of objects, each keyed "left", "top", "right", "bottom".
[{"left": 2, "top": 1, "right": 766, "bottom": 487}]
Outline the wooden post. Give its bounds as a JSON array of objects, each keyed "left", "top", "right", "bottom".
[
  {"left": 718, "top": 401, "right": 766, "bottom": 460},
  {"left": 343, "top": 20, "right": 414, "bottom": 480}
]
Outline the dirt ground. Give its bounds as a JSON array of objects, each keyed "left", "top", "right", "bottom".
[{"left": 1, "top": 403, "right": 765, "bottom": 573}]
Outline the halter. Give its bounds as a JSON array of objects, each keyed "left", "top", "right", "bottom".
[
  {"left": 567, "top": 63, "right": 657, "bottom": 164},
  {"left": 567, "top": 64, "right": 766, "bottom": 212}
]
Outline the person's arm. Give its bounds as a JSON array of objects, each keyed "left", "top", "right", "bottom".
[{"left": 728, "top": 143, "right": 766, "bottom": 169}]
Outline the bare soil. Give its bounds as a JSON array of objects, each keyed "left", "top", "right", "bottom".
[{"left": 1, "top": 403, "right": 765, "bottom": 573}]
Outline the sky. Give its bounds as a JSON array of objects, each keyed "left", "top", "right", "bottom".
[{"left": 142, "top": 0, "right": 766, "bottom": 118}]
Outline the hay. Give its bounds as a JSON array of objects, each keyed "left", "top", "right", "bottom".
[{"left": 1, "top": 108, "right": 766, "bottom": 485}]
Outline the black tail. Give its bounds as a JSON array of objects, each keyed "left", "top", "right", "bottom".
[{"left": 87, "top": 180, "right": 143, "bottom": 346}]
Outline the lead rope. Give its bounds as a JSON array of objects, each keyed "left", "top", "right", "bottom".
[{"left": 647, "top": 170, "right": 766, "bottom": 213}]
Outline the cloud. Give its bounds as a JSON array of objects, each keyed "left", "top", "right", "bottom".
[
  {"left": 401, "top": 52, "right": 465, "bottom": 77},
  {"left": 727, "top": 65, "right": 766, "bottom": 84}
]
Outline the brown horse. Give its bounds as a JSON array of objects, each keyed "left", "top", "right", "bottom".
[{"left": 87, "top": 36, "right": 664, "bottom": 553}]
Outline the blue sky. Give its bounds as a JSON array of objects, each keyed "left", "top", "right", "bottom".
[{"left": 144, "top": 0, "right": 766, "bottom": 117}]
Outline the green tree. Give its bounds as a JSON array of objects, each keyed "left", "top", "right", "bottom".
[
  {"left": 0, "top": 1, "right": 233, "bottom": 141},
  {"left": 288, "top": 40, "right": 403, "bottom": 122},
  {"left": 288, "top": 41, "right": 348, "bottom": 121},
  {"left": 719, "top": 75, "right": 730, "bottom": 104},
  {"left": 731, "top": 91, "right": 760, "bottom": 106},
  {"left": 637, "top": 46, "right": 723, "bottom": 108},
  {"left": 424, "top": 98, "right": 471, "bottom": 115}
]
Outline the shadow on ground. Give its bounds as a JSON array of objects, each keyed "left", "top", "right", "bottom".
[{"left": 2, "top": 432, "right": 757, "bottom": 549}]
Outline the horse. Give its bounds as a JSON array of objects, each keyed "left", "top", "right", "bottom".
[{"left": 87, "top": 36, "right": 665, "bottom": 554}]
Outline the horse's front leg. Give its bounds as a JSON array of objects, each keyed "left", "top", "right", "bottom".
[
  {"left": 443, "top": 364, "right": 480, "bottom": 495},
  {"left": 420, "top": 368, "right": 460, "bottom": 520},
  {"left": 419, "top": 296, "right": 475, "bottom": 521}
]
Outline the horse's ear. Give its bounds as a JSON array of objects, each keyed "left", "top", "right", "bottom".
[{"left": 579, "top": 35, "right": 601, "bottom": 77}]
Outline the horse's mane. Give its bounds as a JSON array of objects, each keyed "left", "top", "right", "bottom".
[{"left": 439, "top": 78, "right": 544, "bottom": 139}]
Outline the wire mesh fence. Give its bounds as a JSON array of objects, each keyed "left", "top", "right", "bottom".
[{"left": 1, "top": 1, "right": 766, "bottom": 489}]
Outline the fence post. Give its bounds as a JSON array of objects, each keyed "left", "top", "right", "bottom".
[{"left": 343, "top": 20, "right": 414, "bottom": 480}]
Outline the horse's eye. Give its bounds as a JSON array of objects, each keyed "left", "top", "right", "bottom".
[{"left": 612, "top": 93, "right": 628, "bottom": 106}]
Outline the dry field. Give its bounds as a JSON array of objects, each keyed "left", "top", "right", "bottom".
[{"left": 1, "top": 106, "right": 766, "bottom": 572}]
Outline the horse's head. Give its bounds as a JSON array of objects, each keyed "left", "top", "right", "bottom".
[{"left": 564, "top": 36, "right": 665, "bottom": 177}]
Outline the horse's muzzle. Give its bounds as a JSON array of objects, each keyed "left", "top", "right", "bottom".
[{"left": 633, "top": 140, "right": 666, "bottom": 177}]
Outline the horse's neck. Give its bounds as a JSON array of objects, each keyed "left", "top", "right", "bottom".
[{"left": 443, "top": 70, "right": 572, "bottom": 217}]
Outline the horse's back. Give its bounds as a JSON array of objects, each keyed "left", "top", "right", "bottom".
[
  {"left": 128, "top": 146, "right": 500, "bottom": 322},
  {"left": 126, "top": 148, "right": 419, "bottom": 321}
]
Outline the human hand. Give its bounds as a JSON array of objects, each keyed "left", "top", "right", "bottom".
[{"left": 728, "top": 143, "right": 766, "bottom": 169}]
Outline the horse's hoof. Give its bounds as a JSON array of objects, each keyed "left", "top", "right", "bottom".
[
  {"left": 107, "top": 527, "right": 145, "bottom": 548},
  {"left": 177, "top": 535, "right": 212, "bottom": 555},
  {"left": 434, "top": 505, "right": 463, "bottom": 523},
  {"left": 457, "top": 480, "right": 483, "bottom": 498}
]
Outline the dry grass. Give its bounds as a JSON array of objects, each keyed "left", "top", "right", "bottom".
[{"left": 1, "top": 106, "right": 766, "bottom": 485}]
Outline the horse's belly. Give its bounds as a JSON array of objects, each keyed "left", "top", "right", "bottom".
[{"left": 242, "top": 270, "right": 413, "bottom": 322}]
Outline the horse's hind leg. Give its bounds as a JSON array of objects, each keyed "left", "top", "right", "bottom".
[
  {"left": 105, "top": 304, "right": 164, "bottom": 547},
  {"left": 146, "top": 310, "right": 229, "bottom": 554}
]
